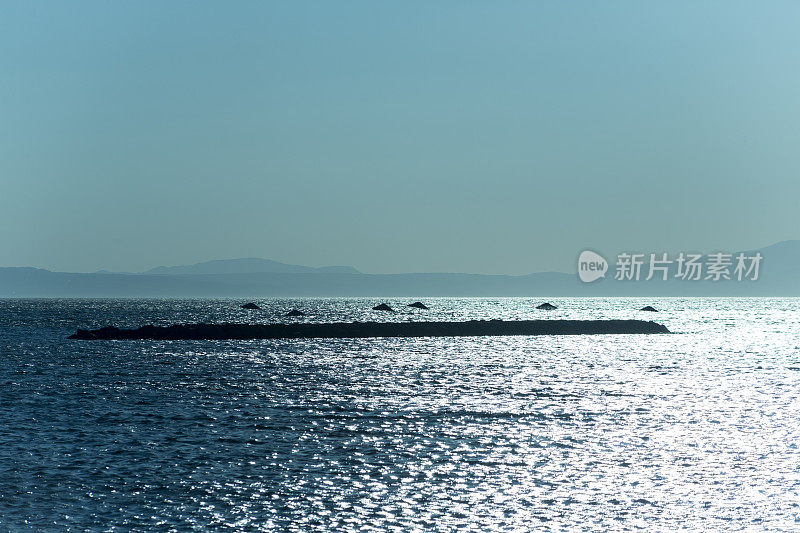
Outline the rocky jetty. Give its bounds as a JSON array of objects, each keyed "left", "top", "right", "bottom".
[
  {"left": 68, "top": 319, "right": 670, "bottom": 340},
  {"left": 536, "top": 302, "right": 557, "bottom": 310},
  {"left": 407, "top": 302, "right": 429, "bottom": 310},
  {"left": 640, "top": 306, "right": 658, "bottom": 312},
  {"left": 372, "top": 303, "right": 393, "bottom": 311},
  {"left": 240, "top": 302, "right": 260, "bottom": 310}
]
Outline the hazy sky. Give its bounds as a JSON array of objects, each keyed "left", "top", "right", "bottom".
[{"left": 2, "top": 2, "right": 799, "bottom": 274}]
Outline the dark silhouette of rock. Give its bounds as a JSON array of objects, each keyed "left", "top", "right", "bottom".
[
  {"left": 285, "top": 309, "right": 305, "bottom": 317},
  {"left": 68, "top": 319, "right": 670, "bottom": 340},
  {"left": 241, "top": 302, "right": 260, "bottom": 309},
  {"left": 407, "top": 302, "right": 429, "bottom": 310},
  {"left": 640, "top": 305, "right": 658, "bottom": 312},
  {"left": 536, "top": 302, "right": 557, "bottom": 310},
  {"left": 372, "top": 303, "right": 393, "bottom": 311}
]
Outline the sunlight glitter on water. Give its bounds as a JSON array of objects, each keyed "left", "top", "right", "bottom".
[{"left": 1, "top": 298, "right": 800, "bottom": 530}]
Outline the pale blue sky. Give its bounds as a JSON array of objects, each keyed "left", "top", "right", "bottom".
[{"left": 2, "top": 1, "right": 799, "bottom": 274}]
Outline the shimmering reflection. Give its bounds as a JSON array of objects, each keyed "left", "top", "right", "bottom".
[{"left": 1, "top": 298, "right": 800, "bottom": 530}]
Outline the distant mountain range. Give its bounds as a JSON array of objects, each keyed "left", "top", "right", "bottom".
[
  {"left": 1, "top": 241, "right": 798, "bottom": 297},
  {"left": 139, "top": 258, "right": 360, "bottom": 276}
]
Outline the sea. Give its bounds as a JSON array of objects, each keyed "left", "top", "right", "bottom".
[{"left": 1, "top": 297, "right": 799, "bottom": 531}]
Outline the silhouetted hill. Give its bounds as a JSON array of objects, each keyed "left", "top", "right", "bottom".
[
  {"left": 141, "top": 258, "right": 360, "bottom": 275},
  {"left": 0, "top": 269, "right": 576, "bottom": 297},
  {"left": 0, "top": 241, "right": 796, "bottom": 297}
]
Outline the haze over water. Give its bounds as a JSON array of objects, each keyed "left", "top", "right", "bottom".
[{"left": 2, "top": 298, "right": 800, "bottom": 530}]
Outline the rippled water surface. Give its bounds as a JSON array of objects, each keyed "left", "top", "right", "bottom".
[{"left": 2, "top": 298, "right": 800, "bottom": 530}]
